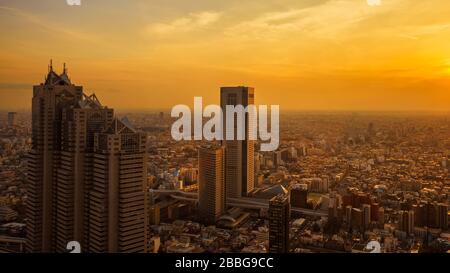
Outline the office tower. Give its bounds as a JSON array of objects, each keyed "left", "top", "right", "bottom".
[
  {"left": 290, "top": 184, "right": 308, "bottom": 209},
  {"left": 198, "top": 146, "right": 225, "bottom": 224},
  {"left": 27, "top": 62, "right": 85, "bottom": 252},
  {"left": 412, "top": 204, "right": 419, "bottom": 227},
  {"left": 328, "top": 192, "right": 339, "bottom": 219},
  {"left": 413, "top": 204, "right": 423, "bottom": 227},
  {"left": 398, "top": 210, "right": 414, "bottom": 235},
  {"left": 408, "top": 210, "right": 415, "bottom": 235},
  {"left": 370, "top": 203, "right": 379, "bottom": 222},
  {"left": 56, "top": 93, "right": 113, "bottom": 252},
  {"left": 149, "top": 204, "right": 161, "bottom": 226},
  {"left": 27, "top": 62, "right": 148, "bottom": 253},
  {"left": 269, "top": 194, "right": 290, "bottom": 253},
  {"left": 398, "top": 211, "right": 406, "bottom": 232},
  {"left": 7, "top": 112, "right": 16, "bottom": 127},
  {"left": 351, "top": 208, "right": 362, "bottom": 230},
  {"left": 85, "top": 118, "right": 148, "bottom": 253},
  {"left": 426, "top": 202, "right": 438, "bottom": 228},
  {"left": 351, "top": 192, "right": 360, "bottom": 208},
  {"left": 220, "top": 86, "right": 255, "bottom": 198},
  {"left": 362, "top": 204, "right": 371, "bottom": 229},
  {"left": 420, "top": 202, "right": 428, "bottom": 227},
  {"left": 273, "top": 151, "right": 282, "bottom": 167},
  {"left": 345, "top": 205, "right": 352, "bottom": 226},
  {"left": 336, "top": 206, "right": 344, "bottom": 224},
  {"left": 438, "top": 203, "right": 448, "bottom": 230},
  {"left": 378, "top": 207, "right": 385, "bottom": 226}
]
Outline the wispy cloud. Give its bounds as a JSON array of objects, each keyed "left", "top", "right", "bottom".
[
  {"left": 145, "top": 11, "right": 221, "bottom": 35},
  {"left": 0, "top": 6, "right": 100, "bottom": 42},
  {"left": 224, "top": 0, "right": 402, "bottom": 40},
  {"left": 397, "top": 23, "right": 450, "bottom": 40}
]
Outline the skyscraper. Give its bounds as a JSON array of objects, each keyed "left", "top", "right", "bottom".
[
  {"left": 269, "top": 194, "right": 290, "bottom": 253},
  {"left": 362, "top": 204, "right": 371, "bottom": 230},
  {"left": 378, "top": 207, "right": 385, "bottom": 227},
  {"left": 345, "top": 205, "right": 352, "bottom": 227},
  {"left": 27, "top": 62, "right": 85, "bottom": 252},
  {"left": 408, "top": 210, "right": 415, "bottom": 235},
  {"left": 85, "top": 118, "right": 148, "bottom": 253},
  {"left": 412, "top": 204, "right": 424, "bottom": 227},
  {"left": 426, "top": 202, "right": 438, "bottom": 228},
  {"left": 26, "top": 62, "right": 148, "bottom": 253},
  {"left": 438, "top": 203, "right": 448, "bottom": 230},
  {"left": 370, "top": 203, "right": 379, "bottom": 222},
  {"left": 398, "top": 210, "right": 414, "bottom": 235},
  {"left": 55, "top": 93, "right": 114, "bottom": 252},
  {"left": 351, "top": 208, "right": 363, "bottom": 230},
  {"left": 290, "top": 183, "right": 308, "bottom": 209},
  {"left": 198, "top": 145, "right": 225, "bottom": 225},
  {"left": 220, "top": 87, "right": 255, "bottom": 198}
]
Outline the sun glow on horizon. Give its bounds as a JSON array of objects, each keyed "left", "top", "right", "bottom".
[{"left": 1, "top": 0, "right": 450, "bottom": 111}]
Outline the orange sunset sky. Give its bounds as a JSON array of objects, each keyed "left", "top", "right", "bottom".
[{"left": 1, "top": 0, "right": 450, "bottom": 111}]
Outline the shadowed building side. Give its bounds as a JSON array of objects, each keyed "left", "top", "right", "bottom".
[
  {"left": 86, "top": 118, "right": 148, "bottom": 252},
  {"left": 198, "top": 145, "right": 225, "bottom": 225},
  {"left": 269, "top": 194, "right": 290, "bottom": 253}
]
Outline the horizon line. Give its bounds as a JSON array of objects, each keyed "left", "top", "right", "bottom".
[{"left": 1, "top": 107, "right": 449, "bottom": 115}]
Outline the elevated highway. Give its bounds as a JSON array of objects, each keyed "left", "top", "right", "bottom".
[{"left": 150, "top": 189, "right": 328, "bottom": 217}]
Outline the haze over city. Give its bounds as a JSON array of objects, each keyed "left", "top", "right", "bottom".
[
  {"left": 1, "top": 0, "right": 450, "bottom": 111},
  {"left": 0, "top": 0, "right": 449, "bottom": 257}
]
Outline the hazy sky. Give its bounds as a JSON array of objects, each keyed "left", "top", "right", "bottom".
[{"left": 1, "top": 0, "right": 450, "bottom": 111}]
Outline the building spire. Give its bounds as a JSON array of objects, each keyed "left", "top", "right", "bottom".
[
  {"left": 63, "top": 63, "right": 67, "bottom": 74},
  {"left": 49, "top": 59, "right": 53, "bottom": 72}
]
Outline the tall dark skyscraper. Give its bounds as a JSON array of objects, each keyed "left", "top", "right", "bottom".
[
  {"left": 268, "top": 194, "right": 290, "bottom": 253},
  {"left": 26, "top": 62, "right": 148, "bottom": 253},
  {"left": 398, "top": 210, "right": 414, "bottom": 235},
  {"left": 220, "top": 87, "right": 255, "bottom": 198},
  {"left": 438, "top": 203, "right": 448, "bottom": 230},
  {"left": 198, "top": 145, "right": 225, "bottom": 225},
  {"left": 27, "top": 62, "right": 85, "bottom": 252},
  {"left": 85, "top": 118, "right": 149, "bottom": 252},
  {"left": 426, "top": 202, "right": 438, "bottom": 228}
]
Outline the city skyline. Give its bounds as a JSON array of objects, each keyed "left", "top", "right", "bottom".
[
  {"left": 0, "top": 65, "right": 448, "bottom": 253},
  {"left": 0, "top": 0, "right": 449, "bottom": 257},
  {"left": 2, "top": 0, "right": 450, "bottom": 111}
]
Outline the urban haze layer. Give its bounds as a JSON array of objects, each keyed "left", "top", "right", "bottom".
[{"left": 0, "top": 64, "right": 449, "bottom": 253}]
